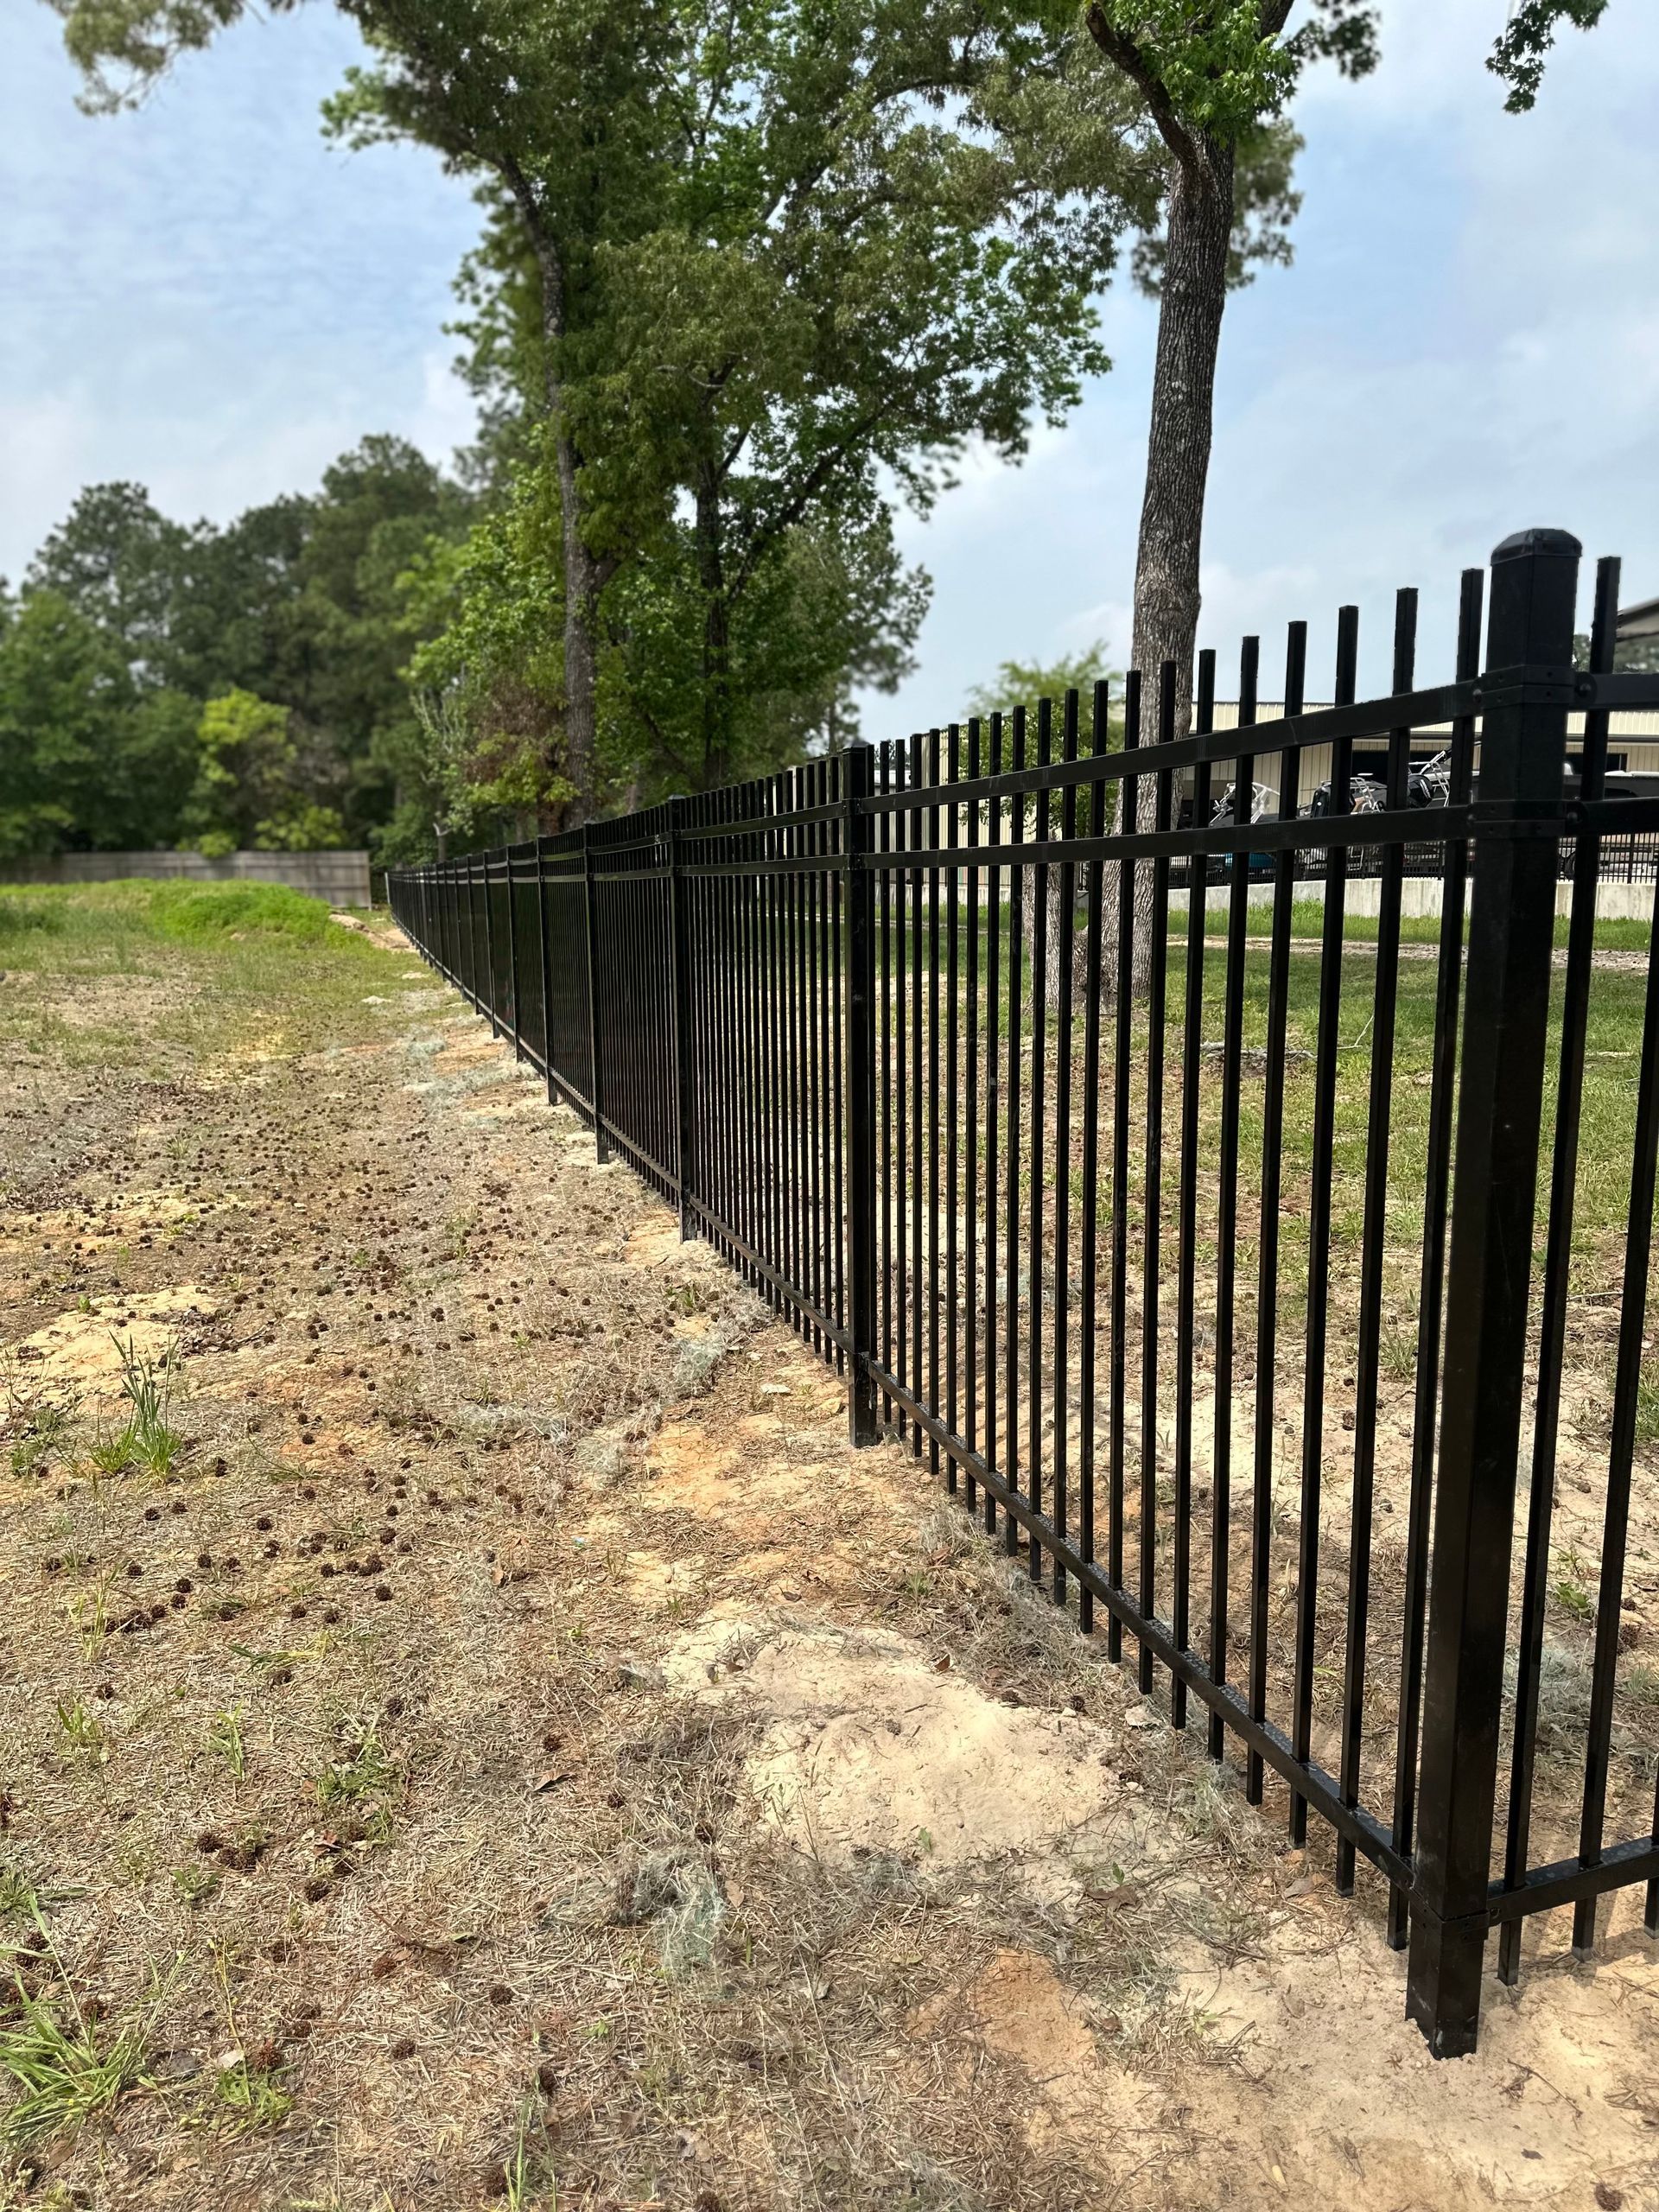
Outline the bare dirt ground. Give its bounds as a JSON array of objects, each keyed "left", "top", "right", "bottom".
[{"left": 3, "top": 896, "right": 1659, "bottom": 2212}]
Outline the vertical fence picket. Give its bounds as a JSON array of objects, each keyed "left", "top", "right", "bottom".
[
  {"left": 1210, "top": 637, "right": 1256, "bottom": 1758},
  {"left": 1108, "top": 674, "right": 1139, "bottom": 1666},
  {"left": 1291, "top": 607, "right": 1359, "bottom": 1847},
  {"left": 582, "top": 824, "right": 607, "bottom": 1162},
  {"left": 1498, "top": 557, "right": 1620, "bottom": 1982},
  {"left": 1338, "top": 589, "right": 1417, "bottom": 1896},
  {"left": 1174, "top": 653, "right": 1215, "bottom": 1725},
  {"left": 668, "top": 798, "right": 694, "bottom": 1236},
  {"left": 1389, "top": 568, "right": 1484, "bottom": 1953},
  {"left": 1028, "top": 699, "right": 1051, "bottom": 1573}
]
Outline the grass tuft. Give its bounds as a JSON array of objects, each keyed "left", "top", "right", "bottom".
[
  {"left": 0, "top": 1930, "right": 149, "bottom": 2149},
  {"left": 206, "top": 1707, "right": 249, "bottom": 1780}
]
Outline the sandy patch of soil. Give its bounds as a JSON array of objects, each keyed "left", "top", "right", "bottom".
[
  {"left": 8, "top": 1285, "right": 217, "bottom": 1399},
  {"left": 663, "top": 1615, "right": 1132, "bottom": 1875},
  {"left": 907, "top": 1948, "right": 1163, "bottom": 2155}
]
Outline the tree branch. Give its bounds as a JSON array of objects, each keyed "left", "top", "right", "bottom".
[
  {"left": 1083, "top": 6, "right": 1198, "bottom": 174},
  {"left": 728, "top": 407, "right": 889, "bottom": 600}
]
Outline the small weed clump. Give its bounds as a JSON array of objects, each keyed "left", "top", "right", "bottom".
[
  {"left": 203, "top": 1947, "right": 292, "bottom": 2133},
  {"left": 172, "top": 1866, "right": 220, "bottom": 1909},
  {"left": 315, "top": 1715, "right": 398, "bottom": 1842},
  {"left": 0, "top": 1923, "right": 148, "bottom": 2150},
  {"left": 66, "top": 1573, "right": 115, "bottom": 1662},
  {"left": 0, "top": 1866, "right": 38, "bottom": 1920},
  {"left": 212, "top": 2054, "right": 293, "bottom": 2131},
  {"left": 206, "top": 1707, "right": 248, "bottom": 1780},
  {"left": 54, "top": 1700, "right": 105, "bottom": 1763},
  {"left": 499, "top": 2093, "right": 560, "bottom": 2209},
  {"left": 1553, "top": 1546, "right": 1595, "bottom": 1623},
  {"left": 6, "top": 1399, "right": 79, "bottom": 1482},
  {"left": 96, "top": 1337, "right": 184, "bottom": 1480}
]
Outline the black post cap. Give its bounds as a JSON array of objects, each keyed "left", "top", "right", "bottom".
[{"left": 1492, "top": 527, "right": 1583, "bottom": 563}]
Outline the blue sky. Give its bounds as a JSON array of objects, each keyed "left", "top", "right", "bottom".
[{"left": 3, "top": 1, "right": 1656, "bottom": 715}]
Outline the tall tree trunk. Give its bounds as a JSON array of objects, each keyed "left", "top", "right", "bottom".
[
  {"left": 1111, "top": 133, "right": 1235, "bottom": 999},
  {"left": 1027, "top": 844, "right": 1072, "bottom": 1010},
  {"left": 555, "top": 429, "right": 604, "bottom": 821},
  {"left": 512, "top": 188, "right": 605, "bottom": 824},
  {"left": 695, "top": 467, "right": 734, "bottom": 790}
]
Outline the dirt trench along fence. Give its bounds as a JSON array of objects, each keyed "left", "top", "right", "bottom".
[{"left": 390, "top": 530, "right": 1659, "bottom": 2056}]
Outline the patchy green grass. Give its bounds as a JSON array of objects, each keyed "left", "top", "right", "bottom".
[
  {"left": 905, "top": 896, "right": 1653, "bottom": 1306},
  {"left": 105, "top": 1337, "right": 184, "bottom": 1479},
  {"left": 0, "top": 880, "right": 400, "bottom": 1078},
  {"left": 205, "top": 1707, "right": 248, "bottom": 1781},
  {"left": 1231, "top": 897, "right": 1651, "bottom": 949}
]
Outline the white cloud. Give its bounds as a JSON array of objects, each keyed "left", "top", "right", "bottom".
[{"left": 1, "top": 5, "right": 480, "bottom": 575}]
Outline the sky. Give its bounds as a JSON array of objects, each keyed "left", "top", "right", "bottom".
[{"left": 3, "top": 1, "right": 1656, "bottom": 716}]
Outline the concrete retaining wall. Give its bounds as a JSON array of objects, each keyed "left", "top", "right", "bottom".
[{"left": 0, "top": 850, "right": 372, "bottom": 906}]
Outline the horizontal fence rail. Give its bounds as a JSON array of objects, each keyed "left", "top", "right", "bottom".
[{"left": 391, "top": 530, "right": 1659, "bottom": 2056}]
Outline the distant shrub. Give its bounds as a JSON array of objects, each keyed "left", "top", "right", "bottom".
[
  {"left": 0, "top": 893, "right": 67, "bottom": 939},
  {"left": 141, "top": 881, "right": 340, "bottom": 945}
]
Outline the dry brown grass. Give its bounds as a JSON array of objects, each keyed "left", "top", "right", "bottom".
[{"left": 2, "top": 899, "right": 1659, "bottom": 2212}]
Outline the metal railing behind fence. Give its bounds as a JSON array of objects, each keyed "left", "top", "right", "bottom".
[{"left": 390, "top": 530, "right": 1659, "bottom": 2056}]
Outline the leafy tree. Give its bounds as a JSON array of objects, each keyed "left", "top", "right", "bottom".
[
  {"left": 0, "top": 588, "right": 198, "bottom": 853},
  {"left": 1066, "top": 0, "right": 1613, "bottom": 986},
  {"left": 25, "top": 481, "right": 196, "bottom": 687},
  {"left": 316, "top": 0, "right": 683, "bottom": 819},
  {"left": 1491, "top": 1, "right": 1611, "bottom": 111},
  {"left": 605, "top": 500, "right": 931, "bottom": 797},
  {"left": 392, "top": 1, "right": 1148, "bottom": 822},
  {"left": 397, "top": 462, "right": 570, "bottom": 849},
  {"left": 48, "top": 0, "right": 1150, "bottom": 829},
  {"left": 15, "top": 437, "right": 469, "bottom": 858},
  {"left": 965, "top": 641, "right": 1119, "bottom": 726},
  {"left": 183, "top": 689, "right": 348, "bottom": 855},
  {"left": 162, "top": 436, "right": 469, "bottom": 842},
  {"left": 575, "top": 2, "right": 1142, "bottom": 791}
]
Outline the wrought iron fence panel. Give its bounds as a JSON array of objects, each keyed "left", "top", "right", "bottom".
[{"left": 387, "top": 531, "right": 1659, "bottom": 2056}]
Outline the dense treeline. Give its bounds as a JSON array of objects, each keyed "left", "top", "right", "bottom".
[{"left": 0, "top": 440, "right": 470, "bottom": 864}]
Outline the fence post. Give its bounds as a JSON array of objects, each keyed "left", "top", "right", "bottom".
[
  {"left": 1406, "top": 527, "right": 1580, "bottom": 2056},
  {"left": 505, "top": 847, "right": 524, "bottom": 1060},
  {"left": 666, "top": 798, "right": 696, "bottom": 1239},
  {"left": 534, "top": 838, "right": 556, "bottom": 1106},
  {"left": 482, "top": 853, "right": 499, "bottom": 1038},
  {"left": 843, "top": 742, "right": 880, "bottom": 1446},
  {"left": 582, "top": 823, "right": 608, "bottom": 1164}
]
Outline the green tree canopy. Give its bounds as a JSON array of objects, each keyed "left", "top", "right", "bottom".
[
  {"left": 45, "top": 0, "right": 1155, "bottom": 831},
  {"left": 0, "top": 588, "right": 199, "bottom": 854},
  {"left": 4, "top": 438, "right": 472, "bottom": 859}
]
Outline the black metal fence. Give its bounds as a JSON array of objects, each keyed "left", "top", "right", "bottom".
[{"left": 389, "top": 529, "right": 1659, "bottom": 2056}]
